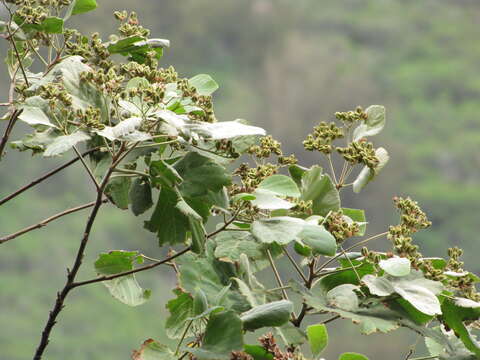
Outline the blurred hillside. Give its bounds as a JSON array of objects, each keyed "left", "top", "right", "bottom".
[{"left": 1, "top": 0, "right": 479, "bottom": 359}]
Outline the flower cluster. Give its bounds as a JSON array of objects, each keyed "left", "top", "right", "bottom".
[
  {"left": 302, "top": 122, "right": 343, "bottom": 154},
  {"left": 324, "top": 210, "right": 360, "bottom": 243},
  {"left": 247, "top": 136, "right": 282, "bottom": 158},
  {"left": 336, "top": 140, "right": 379, "bottom": 169},
  {"left": 335, "top": 106, "right": 367, "bottom": 126}
]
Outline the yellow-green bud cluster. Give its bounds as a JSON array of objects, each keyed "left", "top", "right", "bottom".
[
  {"left": 393, "top": 196, "right": 432, "bottom": 233},
  {"left": 303, "top": 122, "right": 343, "bottom": 154},
  {"left": 324, "top": 210, "right": 360, "bottom": 244},
  {"left": 234, "top": 162, "right": 279, "bottom": 191},
  {"left": 335, "top": 106, "right": 367, "bottom": 126},
  {"left": 117, "top": 11, "right": 150, "bottom": 38},
  {"left": 278, "top": 154, "right": 298, "bottom": 166},
  {"left": 76, "top": 106, "right": 104, "bottom": 130},
  {"left": 39, "top": 83, "right": 72, "bottom": 107},
  {"left": 247, "top": 136, "right": 282, "bottom": 158},
  {"left": 336, "top": 141, "right": 379, "bottom": 169}
]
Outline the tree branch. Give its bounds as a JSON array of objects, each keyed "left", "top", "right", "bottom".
[
  {"left": 0, "top": 147, "right": 99, "bottom": 206},
  {"left": 314, "top": 231, "right": 388, "bottom": 274},
  {"left": 32, "top": 149, "right": 120, "bottom": 360},
  {"left": 71, "top": 247, "right": 191, "bottom": 289},
  {"left": 0, "top": 109, "right": 22, "bottom": 160},
  {"left": 0, "top": 200, "right": 107, "bottom": 244}
]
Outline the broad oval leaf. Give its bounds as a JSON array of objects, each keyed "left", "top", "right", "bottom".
[
  {"left": 352, "top": 147, "right": 389, "bottom": 193},
  {"left": 307, "top": 324, "right": 328, "bottom": 357},
  {"left": 299, "top": 224, "right": 337, "bottom": 256},
  {"left": 189, "top": 310, "right": 244, "bottom": 359},
  {"left": 257, "top": 175, "right": 301, "bottom": 198},
  {"left": 326, "top": 284, "right": 359, "bottom": 311},
  {"left": 251, "top": 217, "right": 305, "bottom": 245},
  {"left": 379, "top": 257, "right": 411, "bottom": 277},
  {"left": 188, "top": 120, "right": 266, "bottom": 140},
  {"left": 338, "top": 352, "right": 369, "bottom": 360},
  {"left": 352, "top": 105, "right": 385, "bottom": 141},
  {"left": 240, "top": 300, "right": 293, "bottom": 331},
  {"left": 250, "top": 189, "right": 296, "bottom": 210},
  {"left": 43, "top": 131, "right": 90, "bottom": 157},
  {"left": 189, "top": 74, "right": 219, "bottom": 96},
  {"left": 96, "top": 117, "right": 143, "bottom": 141}
]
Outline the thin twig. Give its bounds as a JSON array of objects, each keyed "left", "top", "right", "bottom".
[
  {"left": 0, "top": 147, "right": 99, "bottom": 206},
  {"left": 322, "top": 315, "right": 340, "bottom": 324},
  {"left": 33, "top": 150, "right": 121, "bottom": 360},
  {"left": 340, "top": 246, "right": 362, "bottom": 283},
  {"left": 175, "top": 320, "right": 193, "bottom": 356},
  {"left": 283, "top": 248, "right": 308, "bottom": 283},
  {"left": 327, "top": 154, "right": 338, "bottom": 185},
  {"left": 206, "top": 207, "right": 241, "bottom": 238},
  {"left": 291, "top": 259, "right": 316, "bottom": 327},
  {"left": 0, "top": 109, "right": 22, "bottom": 160},
  {"left": 72, "top": 146, "right": 101, "bottom": 191},
  {"left": 71, "top": 247, "right": 191, "bottom": 289},
  {"left": 6, "top": 23, "right": 29, "bottom": 87},
  {"left": 315, "top": 232, "right": 388, "bottom": 274},
  {"left": 266, "top": 249, "right": 288, "bottom": 300},
  {"left": 0, "top": 200, "right": 107, "bottom": 244}
]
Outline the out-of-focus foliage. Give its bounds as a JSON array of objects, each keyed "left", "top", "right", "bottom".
[{"left": 1, "top": 1, "right": 479, "bottom": 359}]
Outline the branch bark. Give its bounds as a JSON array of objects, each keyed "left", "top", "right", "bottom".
[
  {"left": 70, "top": 247, "right": 191, "bottom": 289},
  {"left": 0, "top": 109, "right": 22, "bottom": 160},
  {"left": 32, "top": 152, "right": 117, "bottom": 360},
  {"left": 0, "top": 200, "right": 107, "bottom": 244},
  {"left": 0, "top": 147, "right": 99, "bottom": 206}
]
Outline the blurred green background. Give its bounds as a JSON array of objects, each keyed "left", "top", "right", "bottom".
[{"left": 1, "top": 0, "right": 480, "bottom": 359}]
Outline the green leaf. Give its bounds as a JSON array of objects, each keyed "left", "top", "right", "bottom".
[
  {"left": 250, "top": 190, "right": 295, "bottom": 210},
  {"left": 41, "top": 17, "right": 64, "bottom": 33},
  {"left": 165, "top": 289, "right": 194, "bottom": 339},
  {"left": 106, "top": 177, "right": 131, "bottom": 210},
  {"left": 43, "top": 131, "right": 90, "bottom": 157},
  {"left": 275, "top": 323, "right": 307, "bottom": 346},
  {"left": 306, "top": 283, "right": 400, "bottom": 335},
  {"left": 189, "top": 74, "right": 219, "bottom": 96},
  {"left": 68, "top": 0, "right": 97, "bottom": 16},
  {"left": 341, "top": 208, "right": 367, "bottom": 236},
  {"left": 175, "top": 152, "right": 231, "bottom": 198},
  {"left": 244, "top": 345, "right": 273, "bottom": 360},
  {"left": 149, "top": 159, "right": 182, "bottom": 188},
  {"left": 326, "top": 284, "right": 359, "bottom": 311},
  {"left": 251, "top": 216, "right": 305, "bottom": 245},
  {"left": 379, "top": 257, "right": 411, "bottom": 277},
  {"left": 352, "top": 147, "right": 389, "bottom": 193},
  {"left": 95, "top": 117, "right": 145, "bottom": 141},
  {"left": 18, "top": 104, "right": 56, "bottom": 127},
  {"left": 129, "top": 178, "right": 153, "bottom": 216},
  {"left": 441, "top": 298, "right": 480, "bottom": 357},
  {"left": 189, "top": 311, "right": 243, "bottom": 359},
  {"left": 214, "top": 232, "right": 264, "bottom": 264},
  {"left": 107, "top": 36, "right": 145, "bottom": 55},
  {"left": 299, "top": 224, "right": 337, "bottom": 256},
  {"left": 193, "top": 289, "right": 209, "bottom": 316},
  {"left": 240, "top": 300, "right": 293, "bottom": 331},
  {"left": 362, "top": 275, "right": 394, "bottom": 297},
  {"left": 307, "top": 324, "right": 328, "bottom": 357},
  {"left": 189, "top": 217, "right": 206, "bottom": 254},
  {"left": 363, "top": 272, "right": 443, "bottom": 316},
  {"left": 144, "top": 187, "right": 190, "bottom": 246},
  {"left": 338, "top": 352, "right": 369, "bottom": 360},
  {"left": 300, "top": 166, "right": 340, "bottom": 215},
  {"left": 94, "top": 251, "right": 151, "bottom": 306},
  {"left": 353, "top": 105, "right": 386, "bottom": 141},
  {"left": 177, "top": 252, "right": 250, "bottom": 313},
  {"left": 188, "top": 120, "right": 266, "bottom": 140},
  {"left": 257, "top": 175, "right": 301, "bottom": 198},
  {"left": 132, "top": 339, "right": 175, "bottom": 360}
]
